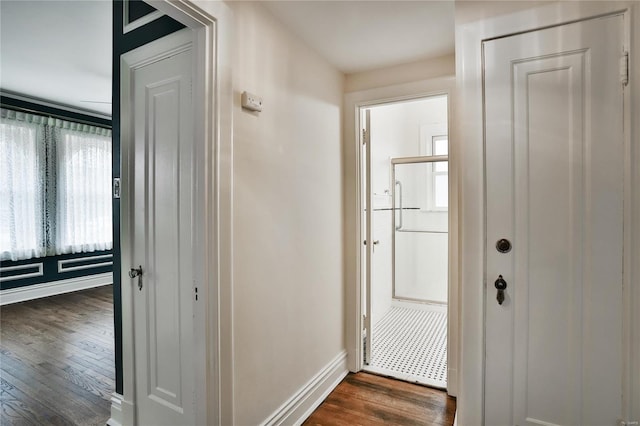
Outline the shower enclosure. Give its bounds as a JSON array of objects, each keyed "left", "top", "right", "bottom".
[{"left": 392, "top": 157, "right": 448, "bottom": 303}]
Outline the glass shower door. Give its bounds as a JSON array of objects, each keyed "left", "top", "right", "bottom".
[{"left": 392, "top": 157, "right": 448, "bottom": 303}]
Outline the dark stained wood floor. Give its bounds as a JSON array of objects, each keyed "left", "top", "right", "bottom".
[
  {"left": 0, "top": 285, "right": 114, "bottom": 426},
  {"left": 304, "top": 372, "right": 456, "bottom": 426},
  {"left": 1, "top": 286, "right": 454, "bottom": 426}
]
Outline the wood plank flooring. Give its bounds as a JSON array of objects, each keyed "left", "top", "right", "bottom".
[
  {"left": 0, "top": 285, "right": 114, "bottom": 426},
  {"left": 1, "top": 286, "right": 454, "bottom": 425},
  {"left": 303, "top": 372, "right": 456, "bottom": 426}
]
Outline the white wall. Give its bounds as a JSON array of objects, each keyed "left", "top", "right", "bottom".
[
  {"left": 455, "top": 0, "right": 552, "bottom": 25},
  {"left": 368, "top": 96, "right": 448, "bottom": 327},
  {"left": 228, "top": 2, "right": 345, "bottom": 424},
  {"left": 346, "top": 54, "right": 454, "bottom": 93}
]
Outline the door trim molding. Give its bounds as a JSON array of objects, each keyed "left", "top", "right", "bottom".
[
  {"left": 343, "top": 76, "right": 458, "bottom": 396},
  {"left": 456, "top": 2, "right": 638, "bottom": 424},
  {"left": 118, "top": 1, "right": 234, "bottom": 424}
]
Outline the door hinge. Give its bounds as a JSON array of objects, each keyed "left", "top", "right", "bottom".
[
  {"left": 113, "top": 178, "right": 121, "bottom": 199},
  {"left": 620, "top": 52, "right": 629, "bottom": 86},
  {"left": 362, "top": 128, "right": 367, "bottom": 145}
]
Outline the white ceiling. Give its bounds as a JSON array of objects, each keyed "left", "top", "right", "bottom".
[
  {"left": 0, "top": 0, "right": 112, "bottom": 116},
  {"left": 261, "top": 1, "right": 455, "bottom": 74},
  {"left": 0, "top": 1, "right": 454, "bottom": 117}
]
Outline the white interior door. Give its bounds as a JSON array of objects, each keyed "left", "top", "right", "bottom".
[
  {"left": 484, "top": 14, "right": 625, "bottom": 425},
  {"left": 125, "top": 30, "right": 196, "bottom": 426}
]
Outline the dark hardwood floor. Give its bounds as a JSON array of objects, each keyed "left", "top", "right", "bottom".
[
  {"left": 1, "top": 287, "right": 455, "bottom": 425},
  {"left": 304, "top": 372, "right": 456, "bottom": 426},
  {"left": 0, "top": 285, "right": 114, "bottom": 426}
]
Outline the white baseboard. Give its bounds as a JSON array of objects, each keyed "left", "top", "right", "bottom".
[
  {"left": 107, "top": 392, "right": 135, "bottom": 426},
  {"left": 107, "top": 393, "right": 124, "bottom": 426},
  {"left": 262, "top": 350, "right": 349, "bottom": 426},
  {"left": 0, "top": 272, "right": 113, "bottom": 305},
  {"left": 448, "top": 367, "right": 458, "bottom": 397}
]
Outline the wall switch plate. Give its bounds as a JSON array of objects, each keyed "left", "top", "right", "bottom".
[{"left": 241, "top": 91, "right": 263, "bottom": 112}]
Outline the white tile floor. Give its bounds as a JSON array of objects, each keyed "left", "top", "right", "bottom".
[{"left": 365, "top": 302, "right": 447, "bottom": 389}]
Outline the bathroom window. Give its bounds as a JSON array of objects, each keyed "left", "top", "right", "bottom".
[{"left": 431, "top": 135, "right": 448, "bottom": 210}]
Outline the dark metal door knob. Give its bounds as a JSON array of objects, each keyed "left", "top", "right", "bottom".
[
  {"left": 129, "top": 266, "right": 143, "bottom": 290},
  {"left": 496, "top": 239, "right": 512, "bottom": 253}
]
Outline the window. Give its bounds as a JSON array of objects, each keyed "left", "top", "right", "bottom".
[
  {"left": 0, "top": 119, "right": 45, "bottom": 260},
  {"left": 431, "top": 135, "right": 448, "bottom": 209},
  {"left": 0, "top": 108, "right": 112, "bottom": 261},
  {"left": 419, "top": 134, "right": 449, "bottom": 212},
  {"left": 56, "top": 128, "right": 113, "bottom": 254}
]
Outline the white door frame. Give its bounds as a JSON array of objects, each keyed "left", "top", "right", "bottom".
[
  {"left": 456, "top": 2, "right": 639, "bottom": 424},
  {"left": 115, "top": 1, "right": 234, "bottom": 425},
  {"left": 343, "top": 75, "right": 459, "bottom": 396}
]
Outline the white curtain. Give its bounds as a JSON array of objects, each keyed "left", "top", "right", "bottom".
[
  {"left": 0, "top": 112, "right": 46, "bottom": 261},
  {"left": 56, "top": 126, "right": 112, "bottom": 254},
  {"left": 0, "top": 108, "right": 112, "bottom": 261}
]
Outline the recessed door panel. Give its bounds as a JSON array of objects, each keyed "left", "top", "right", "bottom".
[{"left": 146, "top": 81, "right": 183, "bottom": 404}]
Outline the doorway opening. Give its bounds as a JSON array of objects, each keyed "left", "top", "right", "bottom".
[{"left": 361, "top": 94, "right": 449, "bottom": 389}]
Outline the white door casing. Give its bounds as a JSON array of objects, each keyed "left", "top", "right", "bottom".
[
  {"left": 363, "top": 109, "right": 372, "bottom": 365},
  {"left": 484, "top": 14, "right": 625, "bottom": 426},
  {"left": 121, "top": 29, "right": 197, "bottom": 426},
  {"left": 345, "top": 77, "right": 457, "bottom": 395},
  {"left": 359, "top": 94, "right": 453, "bottom": 389}
]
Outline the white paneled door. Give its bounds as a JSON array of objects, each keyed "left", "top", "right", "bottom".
[
  {"left": 484, "top": 14, "right": 625, "bottom": 426},
  {"left": 125, "top": 30, "right": 196, "bottom": 425}
]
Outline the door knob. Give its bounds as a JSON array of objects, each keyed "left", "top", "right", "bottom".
[
  {"left": 129, "top": 266, "right": 143, "bottom": 290},
  {"left": 496, "top": 238, "right": 512, "bottom": 253},
  {"left": 494, "top": 275, "right": 507, "bottom": 305}
]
